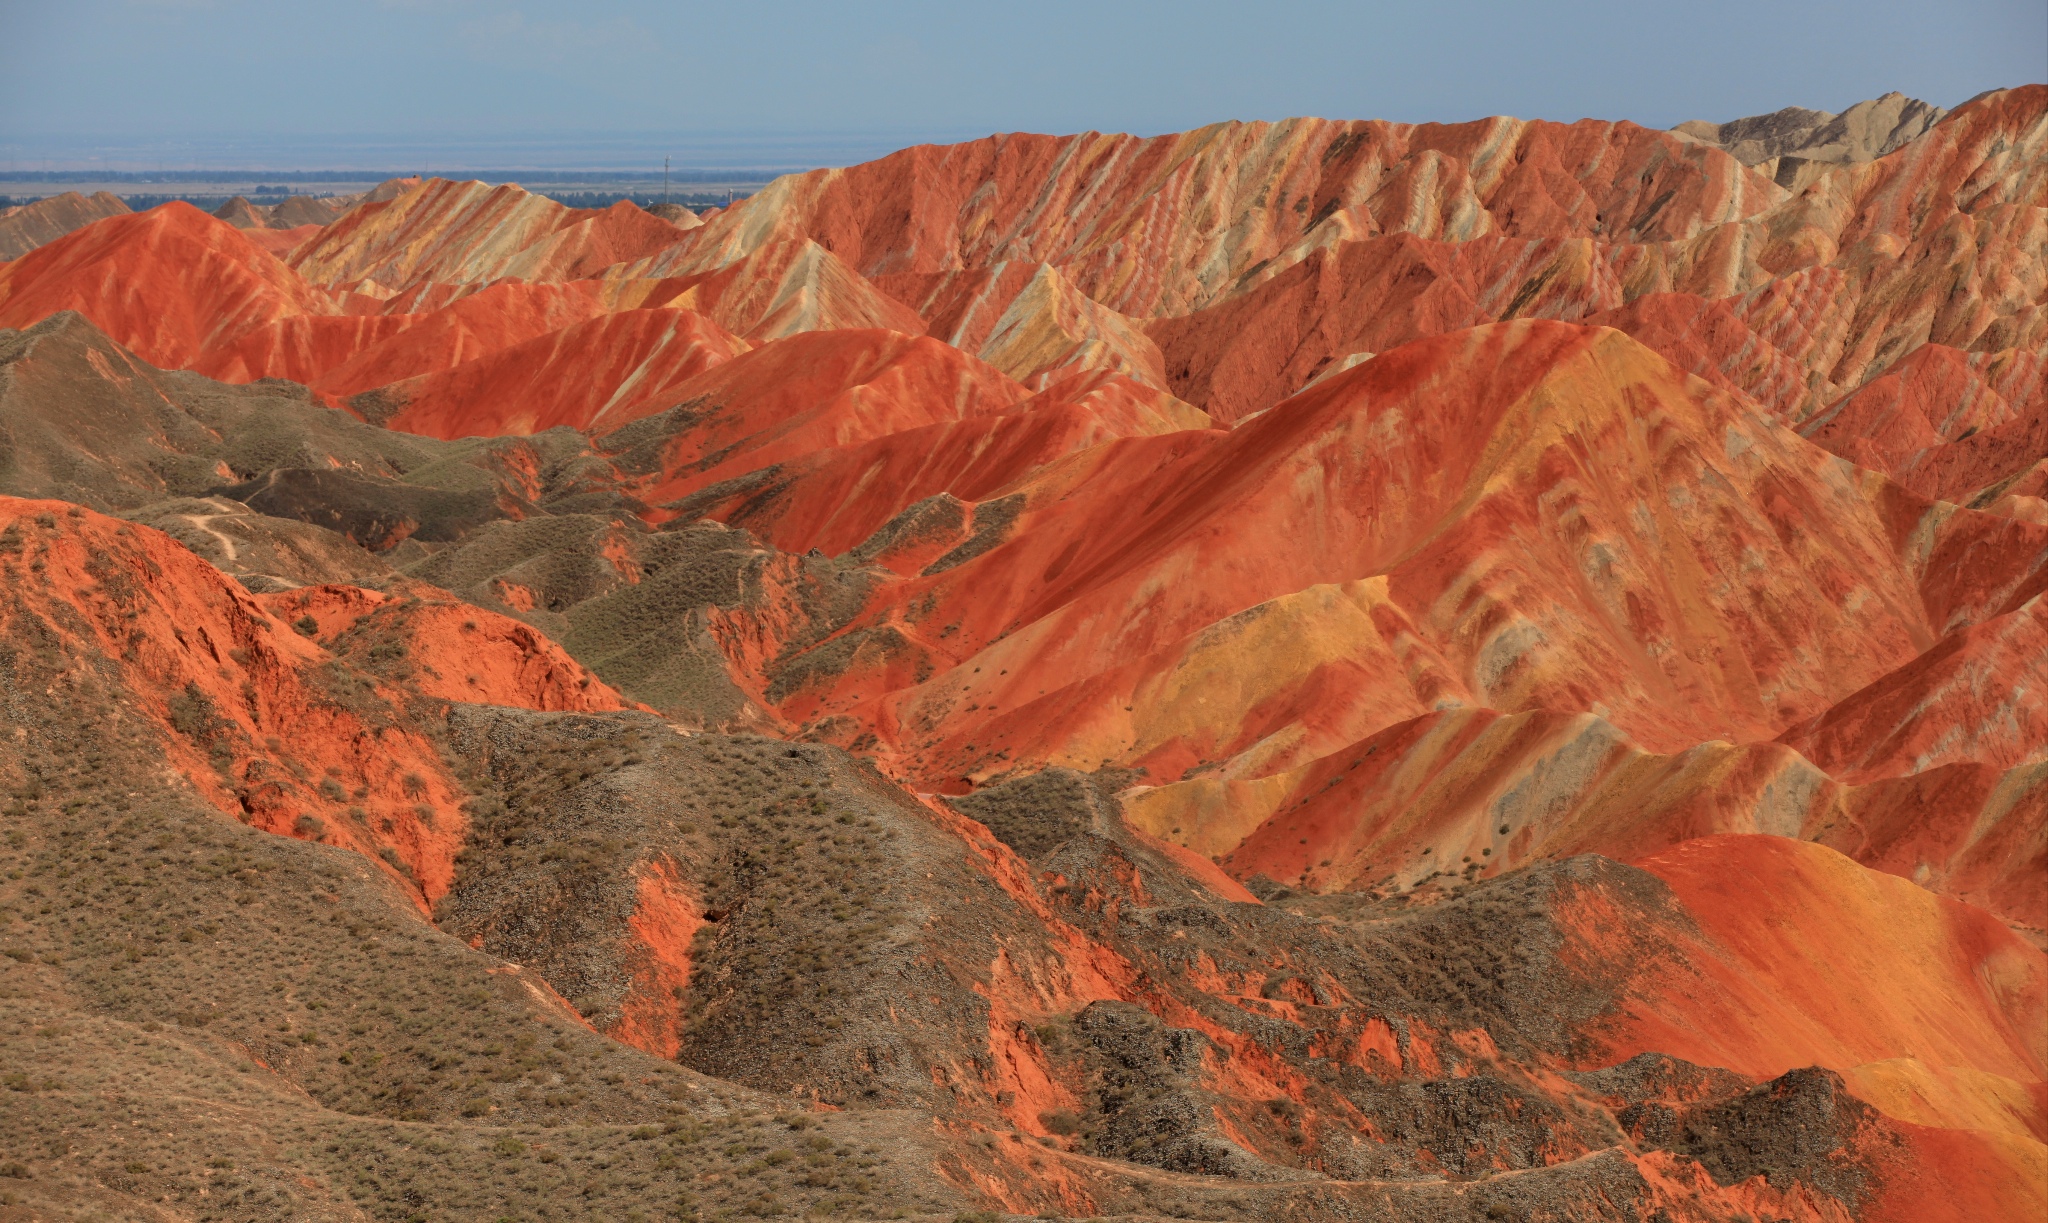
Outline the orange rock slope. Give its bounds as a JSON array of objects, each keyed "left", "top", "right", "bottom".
[
  {"left": 781, "top": 324, "right": 2039, "bottom": 765},
  {"left": 1, "top": 86, "right": 2044, "bottom": 1218},
  {"left": 0, "top": 86, "right": 2036, "bottom": 450},
  {"left": 0, "top": 190, "right": 131, "bottom": 260},
  {"left": 0, "top": 497, "right": 631, "bottom": 905}
]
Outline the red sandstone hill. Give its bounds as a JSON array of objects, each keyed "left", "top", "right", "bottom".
[
  {"left": 765, "top": 323, "right": 2041, "bottom": 774},
  {"left": 289, "top": 178, "right": 694, "bottom": 292},
  {"left": 367, "top": 306, "right": 751, "bottom": 438},
  {"left": 0, "top": 190, "right": 132, "bottom": 260},
  {"left": 0, "top": 497, "right": 633, "bottom": 905},
  {"left": 0, "top": 90, "right": 2044, "bottom": 1221},
  {"left": 0, "top": 87, "right": 2034, "bottom": 452},
  {"left": 8, "top": 496, "right": 2042, "bottom": 1222}
]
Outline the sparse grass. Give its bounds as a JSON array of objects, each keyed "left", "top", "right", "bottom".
[
  {"left": 0, "top": 620, "right": 939, "bottom": 1221},
  {"left": 438, "top": 710, "right": 924, "bottom": 1108},
  {"left": 0, "top": 484, "right": 1805, "bottom": 1222}
]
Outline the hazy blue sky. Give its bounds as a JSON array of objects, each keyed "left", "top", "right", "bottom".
[{"left": 2, "top": 0, "right": 2041, "bottom": 168}]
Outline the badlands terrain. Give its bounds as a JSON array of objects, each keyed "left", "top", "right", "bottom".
[{"left": 0, "top": 88, "right": 2042, "bottom": 1221}]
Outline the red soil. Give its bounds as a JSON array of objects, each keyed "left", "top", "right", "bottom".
[
  {"left": 255, "top": 582, "right": 639, "bottom": 714},
  {"left": 1776, "top": 596, "right": 2048, "bottom": 783},
  {"left": 611, "top": 856, "right": 706, "bottom": 1059},
  {"left": 1603, "top": 835, "right": 2043, "bottom": 1086},
  {"left": 288, "top": 180, "right": 688, "bottom": 291},
  {"left": 0, "top": 190, "right": 132, "bottom": 261},
  {"left": 377, "top": 307, "right": 748, "bottom": 438},
  {"left": 0, "top": 498, "right": 630, "bottom": 908},
  {"left": 299, "top": 280, "right": 619, "bottom": 401},
  {"left": 690, "top": 369, "right": 1210, "bottom": 558},
  {"left": 241, "top": 223, "right": 324, "bottom": 258},
  {"left": 1802, "top": 343, "right": 2047, "bottom": 504},
  {"left": 779, "top": 324, "right": 2037, "bottom": 789},
  {"left": 0, "top": 203, "right": 343, "bottom": 375},
  {"left": 3, "top": 95, "right": 2044, "bottom": 1212},
  {"left": 632, "top": 328, "right": 1033, "bottom": 511}
]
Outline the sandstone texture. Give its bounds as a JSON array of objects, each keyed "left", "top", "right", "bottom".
[{"left": 0, "top": 90, "right": 2043, "bottom": 1221}]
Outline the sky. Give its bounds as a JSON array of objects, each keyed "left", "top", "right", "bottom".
[{"left": 1, "top": 0, "right": 2042, "bottom": 169}]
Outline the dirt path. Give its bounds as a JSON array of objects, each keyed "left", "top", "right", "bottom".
[{"left": 177, "top": 505, "right": 241, "bottom": 563}]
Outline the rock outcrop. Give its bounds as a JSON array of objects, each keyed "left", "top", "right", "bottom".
[{"left": 0, "top": 88, "right": 2042, "bottom": 1220}]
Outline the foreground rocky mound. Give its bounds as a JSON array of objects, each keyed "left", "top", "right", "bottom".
[
  {"left": 0, "top": 504, "right": 969, "bottom": 1221},
  {"left": 1, "top": 87, "right": 2044, "bottom": 1220},
  {"left": 5, "top": 499, "right": 2040, "bottom": 1221}
]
